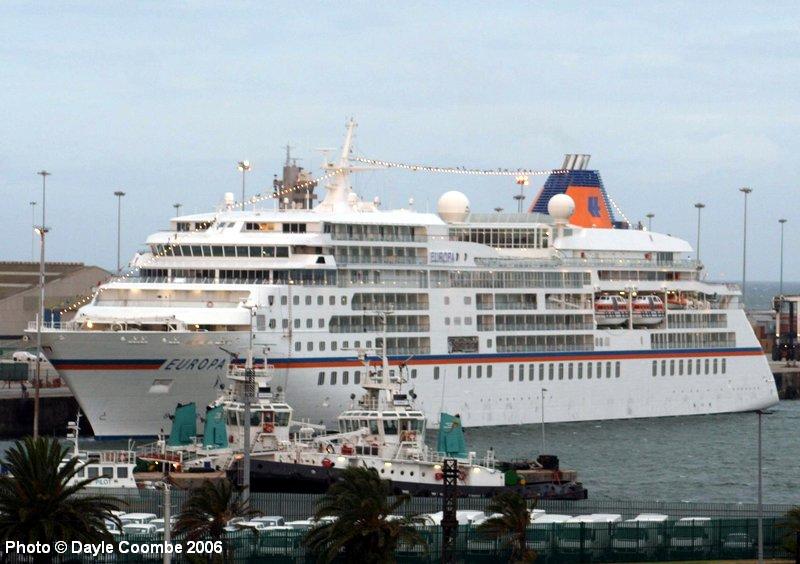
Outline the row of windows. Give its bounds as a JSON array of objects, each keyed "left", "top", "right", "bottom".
[
  {"left": 329, "top": 315, "right": 430, "bottom": 333},
  {"left": 139, "top": 268, "right": 335, "bottom": 285},
  {"left": 151, "top": 244, "right": 290, "bottom": 258},
  {"left": 508, "top": 361, "right": 620, "bottom": 382},
  {"left": 243, "top": 222, "right": 308, "bottom": 233},
  {"left": 333, "top": 246, "right": 426, "bottom": 265},
  {"left": 652, "top": 357, "right": 727, "bottom": 376},
  {"left": 479, "top": 314, "right": 594, "bottom": 332},
  {"left": 476, "top": 293, "right": 538, "bottom": 310},
  {"left": 599, "top": 270, "right": 696, "bottom": 282},
  {"left": 296, "top": 339, "right": 374, "bottom": 353},
  {"left": 431, "top": 271, "right": 589, "bottom": 289},
  {"left": 352, "top": 293, "right": 429, "bottom": 311},
  {"left": 317, "top": 368, "right": 419, "bottom": 386},
  {"left": 375, "top": 337, "right": 431, "bottom": 355},
  {"left": 327, "top": 223, "right": 426, "bottom": 242},
  {"left": 651, "top": 331, "right": 736, "bottom": 350},
  {"left": 432, "top": 365, "right": 494, "bottom": 380},
  {"left": 667, "top": 313, "right": 727, "bottom": 329},
  {"left": 449, "top": 226, "right": 550, "bottom": 249},
  {"left": 496, "top": 334, "right": 595, "bottom": 353}
]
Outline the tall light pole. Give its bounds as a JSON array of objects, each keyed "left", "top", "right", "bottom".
[
  {"left": 29, "top": 201, "right": 37, "bottom": 261},
  {"left": 645, "top": 213, "right": 654, "bottom": 231},
  {"left": 237, "top": 160, "right": 252, "bottom": 206},
  {"left": 114, "top": 191, "right": 125, "bottom": 274},
  {"left": 740, "top": 187, "right": 752, "bottom": 307},
  {"left": 241, "top": 302, "right": 257, "bottom": 508},
  {"left": 540, "top": 388, "right": 547, "bottom": 454},
  {"left": 514, "top": 175, "right": 529, "bottom": 213},
  {"left": 694, "top": 203, "right": 705, "bottom": 263},
  {"left": 756, "top": 409, "right": 765, "bottom": 564},
  {"left": 173, "top": 202, "right": 182, "bottom": 216},
  {"left": 779, "top": 219, "right": 787, "bottom": 294},
  {"left": 34, "top": 170, "right": 50, "bottom": 439}
]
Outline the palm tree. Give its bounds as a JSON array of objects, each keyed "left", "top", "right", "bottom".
[
  {"left": 475, "top": 491, "right": 537, "bottom": 563},
  {"left": 780, "top": 506, "right": 800, "bottom": 555},
  {"left": 174, "top": 478, "right": 258, "bottom": 563},
  {"left": 0, "top": 437, "right": 123, "bottom": 548},
  {"left": 304, "top": 467, "right": 427, "bottom": 563}
]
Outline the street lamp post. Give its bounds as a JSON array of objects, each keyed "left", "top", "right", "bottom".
[
  {"left": 694, "top": 203, "right": 705, "bottom": 263},
  {"left": 29, "top": 201, "right": 37, "bottom": 261},
  {"left": 114, "top": 191, "right": 126, "bottom": 274},
  {"left": 646, "top": 213, "right": 654, "bottom": 231},
  {"left": 34, "top": 170, "right": 50, "bottom": 439},
  {"left": 237, "top": 161, "right": 252, "bottom": 206},
  {"left": 173, "top": 202, "right": 182, "bottom": 216},
  {"left": 740, "top": 187, "right": 752, "bottom": 306},
  {"left": 241, "top": 302, "right": 257, "bottom": 508},
  {"left": 757, "top": 409, "right": 764, "bottom": 564},
  {"left": 540, "top": 388, "right": 547, "bottom": 454},
  {"left": 779, "top": 219, "right": 787, "bottom": 294}
]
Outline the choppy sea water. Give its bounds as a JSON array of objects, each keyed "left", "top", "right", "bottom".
[
  {"left": 454, "top": 400, "right": 799, "bottom": 505},
  {"left": 2, "top": 401, "right": 797, "bottom": 505}
]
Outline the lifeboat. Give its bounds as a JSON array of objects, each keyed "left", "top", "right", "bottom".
[
  {"left": 632, "top": 295, "right": 665, "bottom": 326},
  {"left": 594, "top": 295, "right": 628, "bottom": 326},
  {"left": 666, "top": 294, "right": 690, "bottom": 309}
]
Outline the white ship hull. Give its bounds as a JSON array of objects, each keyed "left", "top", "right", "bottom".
[{"left": 45, "top": 322, "right": 777, "bottom": 439}]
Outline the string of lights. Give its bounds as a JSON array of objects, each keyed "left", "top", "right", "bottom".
[
  {"left": 60, "top": 156, "right": 632, "bottom": 314},
  {"left": 60, "top": 169, "right": 346, "bottom": 314},
  {"left": 351, "top": 156, "right": 563, "bottom": 177}
]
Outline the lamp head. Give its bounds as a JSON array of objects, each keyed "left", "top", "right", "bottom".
[
  {"left": 114, "top": 191, "right": 126, "bottom": 197},
  {"left": 237, "top": 160, "right": 252, "bottom": 172}
]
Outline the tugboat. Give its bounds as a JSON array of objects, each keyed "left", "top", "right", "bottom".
[
  {"left": 136, "top": 364, "right": 300, "bottom": 474},
  {"left": 243, "top": 315, "right": 587, "bottom": 499}
]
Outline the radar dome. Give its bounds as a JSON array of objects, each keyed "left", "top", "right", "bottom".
[
  {"left": 437, "top": 191, "right": 470, "bottom": 223},
  {"left": 547, "top": 193, "right": 575, "bottom": 222}
]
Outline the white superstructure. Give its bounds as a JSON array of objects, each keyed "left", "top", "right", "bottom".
[{"left": 37, "top": 121, "right": 778, "bottom": 438}]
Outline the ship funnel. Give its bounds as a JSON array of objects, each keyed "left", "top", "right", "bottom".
[{"left": 560, "top": 154, "right": 591, "bottom": 171}]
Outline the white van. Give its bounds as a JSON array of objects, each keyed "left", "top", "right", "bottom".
[
  {"left": 612, "top": 514, "right": 670, "bottom": 556},
  {"left": 120, "top": 513, "right": 157, "bottom": 526},
  {"left": 527, "top": 514, "right": 572, "bottom": 553},
  {"left": 558, "top": 514, "right": 622, "bottom": 554},
  {"left": 669, "top": 517, "right": 714, "bottom": 556}
]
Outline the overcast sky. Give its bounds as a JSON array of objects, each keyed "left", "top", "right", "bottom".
[{"left": 2, "top": 2, "right": 797, "bottom": 281}]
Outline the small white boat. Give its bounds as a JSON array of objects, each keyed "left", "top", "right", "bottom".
[{"left": 64, "top": 414, "right": 138, "bottom": 489}]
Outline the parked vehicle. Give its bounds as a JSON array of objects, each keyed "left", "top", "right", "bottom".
[
  {"left": 251, "top": 515, "right": 286, "bottom": 527},
  {"left": 119, "top": 513, "right": 157, "bottom": 526},
  {"left": 122, "top": 523, "right": 157, "bottom": 536},
  {"left": 612, "top": 513, "right": 670, "bottom": 556},
  {"left": 722, "top": 532, "right": 755, "bottom": 556},
  {"left": 526, "top": 514, "right": 572, "bottom": 554},
  {"left": 558, "top": 514, "right": 622, "bottom": 555},
  {"left": 669, "top": 517, "right": 714, "bottom": 556}
]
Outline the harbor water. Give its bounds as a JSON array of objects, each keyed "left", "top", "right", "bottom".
[
  {"left": 2, "top": 400, "right": 797, "bottom": 505},
  {"left": 460, "top": 400, "right": 798, "bottom": 505}
]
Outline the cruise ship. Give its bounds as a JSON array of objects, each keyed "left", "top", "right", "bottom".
[{"left": 37, "top": 121, "right": 778, "bottom": 438}]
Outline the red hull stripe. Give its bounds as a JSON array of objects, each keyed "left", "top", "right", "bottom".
[{"left": 49, "top": 348, "right": 763, "bottom": 372}]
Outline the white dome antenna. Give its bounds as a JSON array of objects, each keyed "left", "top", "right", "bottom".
[
  {"left": 437, "top": 191, "right": 470, "bottom": 223},
  {"left": 547, "top": 193, "right": 575, "bottom": 238},
  {"left": 224, "top": 192, "right": 235, "bottom": 210}
]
